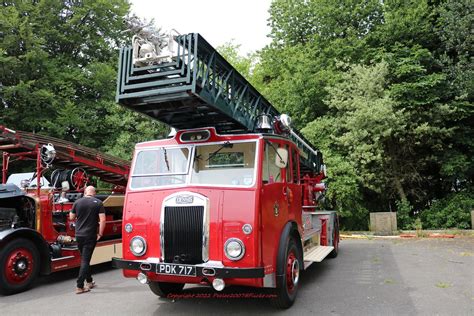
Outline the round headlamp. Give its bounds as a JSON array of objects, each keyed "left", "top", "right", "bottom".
[
  {"left": 130, "top": 236, "right": 146, "bottom": 256},
  {"left": 224, "top": 238, "right": 245, "bottom": 261}
]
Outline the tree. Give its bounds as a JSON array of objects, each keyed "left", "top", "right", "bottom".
[
  {"left": 258, "top": 0, "right": 384, "bottom": 128},
  {"left": 258, "top": 0, "right": 473, "bottom": 228},
  {"left": 436, "top": 0, "right": 474, "bottom": 192},
  {"left": 303, "top": 62, "right": 405, "bottom": 228},
  {"left": 217, "top": 42, "right": 254, "bottom": 80},
  {"left": 0, "top": 0, "right": 164, "bottom": 159}
]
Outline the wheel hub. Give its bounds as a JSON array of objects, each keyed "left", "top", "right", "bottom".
[
  {"left": 286, "top": 252, "right": 299, "bottom": 293},
  {"left": 291, "top": 259, "right": 299, "bottom": 284},
  {"left": 4, "top": 248, "right": 33, "bottom": 284},
  {"left": 15, "top": 259, "right": 28, "bottom": 273}
]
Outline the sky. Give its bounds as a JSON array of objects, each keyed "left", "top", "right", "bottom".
[{"left": 130, "top": 0, "right": 272, "bottom": 54}]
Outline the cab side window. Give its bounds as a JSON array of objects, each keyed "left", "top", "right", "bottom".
[
  {"left": 291, "top": 147, "right": 299, "bottom": 184},
  {"left": 285, "top": 144, "right": 292, "bottom": 183},
  {"left": 262, "top": 141, "right": 286, "bottom": 184}
]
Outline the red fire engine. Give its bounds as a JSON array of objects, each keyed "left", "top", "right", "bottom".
[
  {"left": 0, "top": 126, "right": 129, "bottom": 295},
  {"left": 111, "top": 31, "right": 339, "bottom": 308}
]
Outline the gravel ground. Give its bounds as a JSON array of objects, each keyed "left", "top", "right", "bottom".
[{"left": 1, "top": 238, "right": 472, "bottom": 315}]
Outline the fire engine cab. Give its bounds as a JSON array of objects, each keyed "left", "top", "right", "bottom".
[{"left": 112, "top": 31, "right": 339, "bottom": 308}]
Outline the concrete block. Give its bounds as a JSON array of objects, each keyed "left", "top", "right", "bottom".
[{"left": 370, "top": 212, "right": 397, "bottom": 235}]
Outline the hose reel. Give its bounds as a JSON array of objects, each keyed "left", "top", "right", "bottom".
[{"left": 51, "top": 168, "right": 89, "bottom": 191}]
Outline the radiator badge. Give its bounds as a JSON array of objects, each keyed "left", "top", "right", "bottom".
[{"left": 176, "top": 195, "right": 194, "bottom": 204}]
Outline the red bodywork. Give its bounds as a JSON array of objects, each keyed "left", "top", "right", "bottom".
[{"left": 120, "top": 127, "right": 326, "bottom": 288}]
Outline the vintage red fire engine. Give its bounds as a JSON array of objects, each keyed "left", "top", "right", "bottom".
[
  {"left": 112, "top": 30, "right": 339, "bottom": 308},
  {"left": 0, "top": 126, "right": 129, "bottom": 295}
]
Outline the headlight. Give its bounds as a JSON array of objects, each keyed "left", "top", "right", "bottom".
[
  {"left": 224, "top": 238, "right": 245, "bottom": 261},
  {"left": 130, "top": 236, "right": 146, "bottom": 256}
]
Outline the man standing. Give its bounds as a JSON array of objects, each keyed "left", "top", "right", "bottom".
[{"left": 69, "top": 186, "right": 106, "bottom": 294}]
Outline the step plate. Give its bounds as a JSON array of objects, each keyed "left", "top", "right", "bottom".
[{"left": 304, "top": 245, "right": 334, "bottom": 263}]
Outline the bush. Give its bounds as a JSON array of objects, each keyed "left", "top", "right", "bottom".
[
  {"left": 421, "top": 192, "right": 474, "bottom": 229},
  {"left": 396, "top": 199, "right": 414, "bottom": 230}
]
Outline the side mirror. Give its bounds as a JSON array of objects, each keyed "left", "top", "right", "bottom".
[
  {"left": 275, "top": 148, "right": 288, "bottom": 168},
  {"left": 320, "top": 164, "right": 327, "bottom": 177}
]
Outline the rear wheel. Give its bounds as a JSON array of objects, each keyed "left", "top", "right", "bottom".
[
  {"left": 328, "top": 219, "right": 339, "bottom": 258},
  {"left": 272, "top": 237, "right": 301, "bottom": 309},
  {"left": 0, "top": 238, "right": 40, "bottom": 295},
  {"left": 148, "top": 281, "right": 185, "bottom": 297}
]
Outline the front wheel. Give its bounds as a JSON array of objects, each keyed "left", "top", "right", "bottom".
[
  {"left": 0, "top": 238, "right": 40, "bottom": 295},
  {"left": 149, "top": 281, "right": 185, "bottom": 297},
  {"left": 272, "top": 237, "right": 301, "bottom": 309}
]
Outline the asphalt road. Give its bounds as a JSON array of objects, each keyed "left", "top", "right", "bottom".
[{"left": 1, "top": 238, "right": 473, "bottom": 315}]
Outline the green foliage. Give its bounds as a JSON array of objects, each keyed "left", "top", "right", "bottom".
[
  {"left": 396, "top": 200, "right": 414, "bottom": 230},
  {"left": 421, "top": 192, "right": 474, "bottom": 229},
  {"left": 437, "top": 0, "right": 473, "bottom": 101},
  {"left": 217, "top": 42, "right": 254, "bottom": 79},
  {"left": 328, "top": 62, "right": 404, "bottom": 194},
  {"left": 0, "top": 0, "right": 162, "bottom": 160},
  {"left": 258, "top": 0, "right": 474, "bottom": 229},
  {"left": 303, "top": 114, "right": 369, "bottom": 230},
  {"left": 216, "top": 41, "right": 264, "bottom": 92},
  {"left": 414, "top": 218, "right": 423, "bottom": 237},
  {"left": 0, "top": 0, "right": 471, "bottom": 231},
  {"left": 259, "top": 0, "right": 385, "bottom": 128}
]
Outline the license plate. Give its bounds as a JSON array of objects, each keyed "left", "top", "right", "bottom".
[{"left": 156, "top": 263, "right": 196, "bottom": 276}]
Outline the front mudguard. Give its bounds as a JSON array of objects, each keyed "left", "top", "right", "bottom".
[
  {"left": 275, "top": 221, "right": 303, "bottom": 278},
  {"left": 0, "top": 227, "right": 51, "bottom": 275}
]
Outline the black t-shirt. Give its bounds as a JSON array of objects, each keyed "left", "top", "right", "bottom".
[{"left": 71, "top": 196, "right": 105, "bottom": 238}]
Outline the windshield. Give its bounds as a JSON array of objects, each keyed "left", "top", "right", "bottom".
[
  {"left": 191, "top": 142, "right": 256, "bottom": 186},
  {"left": 130, "top": 142, "right": 257, "bottom": 189},
  {"left": 130, "top": 147, "right": 190, "bottom": 189}
]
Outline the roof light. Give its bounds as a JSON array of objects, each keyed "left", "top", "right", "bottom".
[{"left": 180, "top": 130, "right": 210, "bottom": 142}]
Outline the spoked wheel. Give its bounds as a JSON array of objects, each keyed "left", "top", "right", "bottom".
[
  {"left": 273, "top": 237, "right": 301, "bottom": 309},
  {"left": 70, "top": 168, "right": 89, "bottom": 190},
  {"left": 148, "top": 281, "right": 185, "bottom": 297},
  {"left": 0, "top": 239, "right": 40, "bottom": 295}
]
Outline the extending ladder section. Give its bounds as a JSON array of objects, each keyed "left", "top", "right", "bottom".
[
  {"left": 0, "top": 126, "right": 130, "bottom": 186},
  {"left": 116, "top": 33, "right": 322, "bottom": 173}
]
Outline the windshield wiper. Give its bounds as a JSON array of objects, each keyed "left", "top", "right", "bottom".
[
  {"left": 163, "top": 148, "right": 170, "bottom": 171},
  {"left": 265, "top": 140, "right": 284, "bottom": 164},
  {"left": 206, "top": 141, "right": 233, "bottom": 161}
]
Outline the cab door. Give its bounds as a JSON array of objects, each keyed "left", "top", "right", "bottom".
[
  {"left": 286, "top": 145, "right": 302, "bottom": 225},
  {"left": 260, "top": 139, "right": 289, "bottom": 278}
]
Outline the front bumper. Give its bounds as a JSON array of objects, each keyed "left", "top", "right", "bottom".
[{"left": 112, "top": 258, "right": 264, "bottom": 279}]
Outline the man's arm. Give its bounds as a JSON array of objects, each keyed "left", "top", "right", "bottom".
[
  {"left": 97, "top": 204, "right": 106, "bottom": 240},
  {"left": 69, "top": 202, "right": 77, "bottom": 220}
]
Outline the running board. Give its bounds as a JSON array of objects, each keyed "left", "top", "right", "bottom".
[{"left": 303, "top": 245, "right": 334, "bottom": 268}]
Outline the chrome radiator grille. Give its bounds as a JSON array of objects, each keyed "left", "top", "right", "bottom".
[{"left": 163, "top": 206, "right": 204, "bottom": 264}]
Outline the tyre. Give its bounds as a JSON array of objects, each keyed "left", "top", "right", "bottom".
[
  {"left": 328, "top": 219, "right": 339, "bottom": 258},
  {"left": 272, "top": 237, "right": 301, "bottom": 309},
  {"left": 148, "top": 281, "right": 185, "bottom": 297},
  {"left": 0, "top": 238, "right": 40, "bottom": 295}
]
